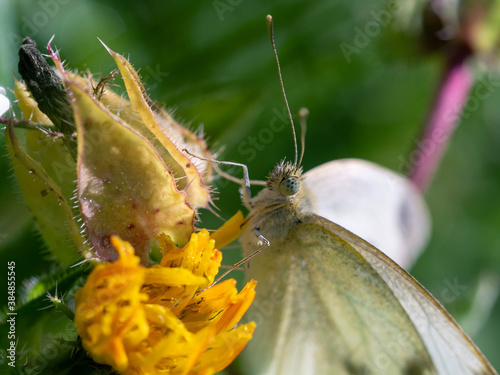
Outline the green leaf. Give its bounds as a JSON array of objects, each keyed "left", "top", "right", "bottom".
[
  {"left": 25, "top": 130, "right": 77, "bottom": 210},
  {"left": 5, "top": 121, "right": 91, "bottom": 266}
]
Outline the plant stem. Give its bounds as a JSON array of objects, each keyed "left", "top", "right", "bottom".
[{"left": 409, "top": 45, "right": 474, "bottom": 191}]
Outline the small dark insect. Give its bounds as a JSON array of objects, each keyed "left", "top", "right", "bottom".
[{"left": 18, "top": 37, "right": 76, "bottom": 157}]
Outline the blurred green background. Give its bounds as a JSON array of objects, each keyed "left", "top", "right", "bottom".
[{"left": 0, "top": 0, "right": 499, "bottom": 371}]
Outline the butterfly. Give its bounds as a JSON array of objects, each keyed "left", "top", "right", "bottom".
[{"left": 228, "top": 15, "right": 498, "bottom": 375}]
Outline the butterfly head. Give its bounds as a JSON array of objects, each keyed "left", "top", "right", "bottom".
[{"left": 267, "top": 159, "right": 303, "bottom": 197}]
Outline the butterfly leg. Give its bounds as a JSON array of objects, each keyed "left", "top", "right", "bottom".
[
  {"left": 246, "top": 228, "right": 270, "bottom": 269},
  {"left": 253, "top": 228, "right": 270, "bottom": 249},
  {"left": 183, "top": 149, "right": 254, "bottom": 208},
  {"left": 204, "top": 228, "right": 270, "bottom": 289}
]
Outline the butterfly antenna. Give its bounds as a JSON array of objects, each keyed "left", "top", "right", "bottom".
[
  {"left": 266, "top": 15, "right": 298, "bottom": 167},
  {"left": 298, "top": 107, "right": 308, "bottom": 167}
]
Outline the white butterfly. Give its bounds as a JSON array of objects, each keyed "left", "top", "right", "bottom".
[
  {"left": 238, "top": 157, "right": 496, "bottom": 374},
  {"left": 230, "top": 15, "right": 497, "bottom": 375}
]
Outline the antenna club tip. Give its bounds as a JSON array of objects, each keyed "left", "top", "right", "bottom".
[
  {"left": 299, "top": 107, "right": 309, "bottom": 118},
  {"left": 266, "top": 15, "right": 274, "bottom": 36}
]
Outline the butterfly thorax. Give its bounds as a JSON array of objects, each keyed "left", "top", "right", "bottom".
[{"left": 243, "top": 160, "right": 311, "bottom": 250}]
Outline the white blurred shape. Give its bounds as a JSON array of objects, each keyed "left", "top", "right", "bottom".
[{"left": 303, "top": 158, "right": 430, "bottom": 269}]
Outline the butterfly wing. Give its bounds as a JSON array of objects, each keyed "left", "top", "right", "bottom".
[
  {"left": 302, "top": 158, "right": 430, "bottom": 268},
  {"left": 240, "top": 215, "right": 496, "bottom": 375},
  {"left": 330, "top": 217, "right": 497, "bottom": 375}
]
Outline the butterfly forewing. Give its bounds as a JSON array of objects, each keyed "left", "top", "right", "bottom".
[
  {"left": 337, "top": 218, "right": 497, "bottom": 375},
  {"left": 241, "top": 217, "right": 441, "bottom": 375},
  {"left": 240, "top": 205, "right": 496, "bottom": 374}
]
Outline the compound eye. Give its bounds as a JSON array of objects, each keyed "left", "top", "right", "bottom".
[{"left": 279, "top": 176, "right": 300, "bottom": 196}]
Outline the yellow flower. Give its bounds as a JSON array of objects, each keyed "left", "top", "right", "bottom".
[{"left": 74, "top": 212, "right": 256, "bottom": 375}]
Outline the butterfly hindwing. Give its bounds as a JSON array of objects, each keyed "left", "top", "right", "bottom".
[{"left": 302, "top": 159, "right": 429, "bottom": 267}]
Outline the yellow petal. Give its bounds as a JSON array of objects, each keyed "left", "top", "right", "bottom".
[
  {"left": 74, "top": 237, "right": 150, "bottom": 371},
  {"left": 192, "top": 322, "right": 256, "bottom": 374},
  {"left": 210, "top": 211, "right": 247, "bottom": 249},
  {"left": 76, "top": 230, "right": 256, "bottom": 375},
  {"left": 214, "top": 280, "right": 257, "bottom": 334},
  {"left": 144, "top": 267, "right": 208, "bottom": 287}
]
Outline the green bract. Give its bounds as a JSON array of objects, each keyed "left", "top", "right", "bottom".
[{"left": 8, "top": 40, "right": 214, "bottom": 265}]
